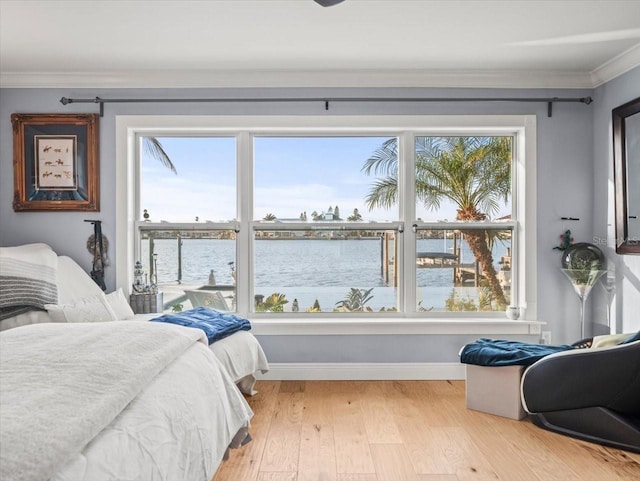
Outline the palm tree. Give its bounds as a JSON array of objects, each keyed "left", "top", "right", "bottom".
[
  {"left": 335, "top": 287, "right": 374, "bottom": 312},
  {"left": 143, "top": 137, "right": 177, "bottom": 174},
  {"left": 363, "top": 136, "right": 511, "bottom": 308},
  {"left": 263, "top": 213, "right": 277, "bottom": 221},
  {"left": 347, "top": 208, "right": 363, "bottom": 221}
]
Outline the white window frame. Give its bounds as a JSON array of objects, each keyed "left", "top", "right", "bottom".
[{"left": 116, "top": 115, "right": 538, "bottom": 335}]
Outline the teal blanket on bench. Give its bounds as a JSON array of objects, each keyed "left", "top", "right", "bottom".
[
  {"left": 460, "top": 338, "right": 574, "bottom": 367},
  {"left": 151, "top": 307, "right": 251, "bottom": 345}
]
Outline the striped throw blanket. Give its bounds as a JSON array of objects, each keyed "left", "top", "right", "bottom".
[{"left": 0, "top": 243, "right": 58, "bottom": 320}]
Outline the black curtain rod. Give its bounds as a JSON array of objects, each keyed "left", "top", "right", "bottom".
[{"left": 60, "top": 95, "right": 593, "bottom": 118}]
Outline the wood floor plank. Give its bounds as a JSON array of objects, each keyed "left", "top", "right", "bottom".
[
  {"left": 369, "top": 443, "right": 420, "bottom": 481},
  {"left": 429, "top": 380, "right": 465, "bottom": 397},
  {"left": 214, "top": 421, "right": 270, "bottom": 481},
  {"left": 272, "top": 392, "right": 305, "bottom": 425},
  {"left": 331, "top": 393, "right": 376, "bottom": 474},
  {"left": 280, "top": 381, "right": 306, "bottom": 393},
  {"left": 405, "top": 437, "right": 456, "bottom": 475},
  {"left": 305, "top": 380, "right": 366, "bottom": 394},
  {"left": 256, "top": 473, "right": 297, "bottom": 481},
  {"left": 249, "top": 381, "right": 281, "bottom": 426},
  {"left": 464, "top": 422, "right": 542, "bottom": 481},
  {"left": 336, "top": 475, "right": 378, "bottom": 481},
  {"left": 359, "top": 382, "right": 403, "bottom": 444},
  {"left": 386, "top": 383, "right": 434, "bottom": 445},
  {"left": 416, "top": 476, "right": 460, "bottom": 481},
  {"left": 298, "top": 423, "right": 337, "bottom": 481},
  {"left": 494, "top": 417, "right": 583, "bottom": 481},
  {"left": 573, "top": 441, "right": 640, "bottom": 480},
  {"left": 260, "top": 392, "right": 304, "bottom": 472},
  {"left": 260, "top": 425, "right": 302, "bottom": 473},
  {"left": 302, "top": 387, "right": 334, "bottom": 424},
  {"left": 432, "top": 427, "right": 500, "bottom": 481},
  {"left": 515, "top": 421, "right": 634, "bottom": 481},
  {"left": 412, "top": 392, "right": 465, "bottom": 428},
  {"left": 625, "top": 451, "right": 640, "bottom": 463}
]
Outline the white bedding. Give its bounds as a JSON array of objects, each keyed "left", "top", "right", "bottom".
[
  {"left": 0, "top": 255, "right": 269, "bottom": 393},
  {"left": 0, "top": 321, "right": 253, "bottom": 481},
  {"left": 90, "top": 312, "right": 269, "bottom": 394},
  {"left": 210, "top": 330, "right": 269, "bottom": 394}
]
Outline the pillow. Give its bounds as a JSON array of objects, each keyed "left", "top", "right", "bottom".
[
  {"left": 591, "top": 332, "right": 639, "bottom": 348},
  {"left": 57, "top": 256, "right": 105, "bottom": 304},
  {"left": 0, "top": 243, "right": 58, "bottom": 320},
  {"left": 105, "top": 288, "right": 136, "bottom": 320},
  {"left": 45, "top": 294, "right": 117, "bottom": 323}
]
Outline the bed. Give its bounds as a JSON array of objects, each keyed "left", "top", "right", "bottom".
[
  {"left": 1, "top": 320, "right": 254, "bottom": 481},
  {"left": 0, "top": 244, "right": 269, "bottom": 395},
  {"left": 0, "top": 243, "right": 269, "bottom": 480}
]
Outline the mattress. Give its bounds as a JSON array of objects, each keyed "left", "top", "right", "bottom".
[
  {"left": 130, "top": 313, "right": 269, "bottom": 394},
  {"left": 2, "top": 310, "right": 269, "bottom": 394}
]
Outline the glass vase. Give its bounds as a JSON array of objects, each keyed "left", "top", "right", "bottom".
[{"left": 561, "top": 269, "right": 607, "bottom": 339}]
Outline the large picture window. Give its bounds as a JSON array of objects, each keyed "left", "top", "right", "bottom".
[{"left": 122, "top": 115, "right": 534, "bottom": 322}]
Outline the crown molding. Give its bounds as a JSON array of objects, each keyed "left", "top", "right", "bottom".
[
  {"left": 1, "top": 68, "right": 596, "bottom": 90},
  {"left": 3, "top": 44, "right": 639, "bottom": 90},
  {"left": 590, "top": 42, "right": 640, "bottom": 87}
]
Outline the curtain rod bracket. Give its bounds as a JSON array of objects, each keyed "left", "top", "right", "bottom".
[{"left": 94, "top": 97, "right": 104, "bottom": 117}]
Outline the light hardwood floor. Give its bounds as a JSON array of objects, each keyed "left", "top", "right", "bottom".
[{"left": 213, "top": 380, "right": 640, "bottom": 481}]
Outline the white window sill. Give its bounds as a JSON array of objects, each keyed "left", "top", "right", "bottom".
[{"left": 249, "top": 318, "right": 544, "bottom": 336}]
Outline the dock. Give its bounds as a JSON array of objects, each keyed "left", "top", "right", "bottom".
[{"left": 381, "top": 232, "right": 490, "bottom": 288}]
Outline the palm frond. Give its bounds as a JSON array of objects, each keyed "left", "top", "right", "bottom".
[
  {"left": 364, "top": 177, "right": 397, "bottom": 210},
  {"left": 143, "top": 137, "right": 177, "bottom": 174},
  {"left": 362, "top": 138, "right": 398, "bottom": 176}
]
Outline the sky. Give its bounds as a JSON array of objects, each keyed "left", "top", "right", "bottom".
[{"left": 140, "top": 136, "right": 509, "bottom": 223}]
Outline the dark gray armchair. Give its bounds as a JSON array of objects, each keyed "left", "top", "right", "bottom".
[{"left": 521, "top": 339, "right": 640, "bottom": 453}]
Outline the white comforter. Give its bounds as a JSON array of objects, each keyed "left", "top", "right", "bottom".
[{"left": 0, "top": 321, "right": 253, "bottom": 481}]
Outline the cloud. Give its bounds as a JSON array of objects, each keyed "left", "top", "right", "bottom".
[{"left": 142, "top": 177, "right": 235, "bottom": 222}]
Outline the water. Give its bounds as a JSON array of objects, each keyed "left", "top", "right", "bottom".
[{"left": 141, "top": 238, "right": 508, "bottom": 311}]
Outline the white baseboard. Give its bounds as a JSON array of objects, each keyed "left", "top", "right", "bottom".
[{"left": 256, "top": 362, "right": 466, "bottom": 381}]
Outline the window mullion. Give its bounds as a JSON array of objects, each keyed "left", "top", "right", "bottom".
[
  {"left": 401, "top": 131, "right": 416, "bottom": 314},
  {"left": 133, "top": 133, "right": 143, "bottom": 271},
  {"left": 236, "top": 131, "right": 252, "bottom": 317}
]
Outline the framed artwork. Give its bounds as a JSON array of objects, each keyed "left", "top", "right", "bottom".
[{"left": 12, "top": 113, "right": 99, "bottom": 211}]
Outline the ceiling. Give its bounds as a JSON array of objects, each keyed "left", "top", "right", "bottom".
[{"left": 1, "top": 0, "right": 640, "bottom": 89}]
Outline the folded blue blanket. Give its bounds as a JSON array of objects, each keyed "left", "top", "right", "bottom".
[
  {"left": 460, "top": 338, "right": 574, "bottom": 367},
  {"left": 151, "top": 307, "right": 251, "bottom": 345}
]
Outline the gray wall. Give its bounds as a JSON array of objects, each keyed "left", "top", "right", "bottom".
[
  {"left": 0, "top": 82, "right": 635, "bottom": 364},
  {"left": 592, "top": 66, "right": 640, "bottom": 335}
]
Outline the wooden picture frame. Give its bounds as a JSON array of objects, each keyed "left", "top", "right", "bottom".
[{"left": 12, "top": 113, "right": 99, "bottom": 211}]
